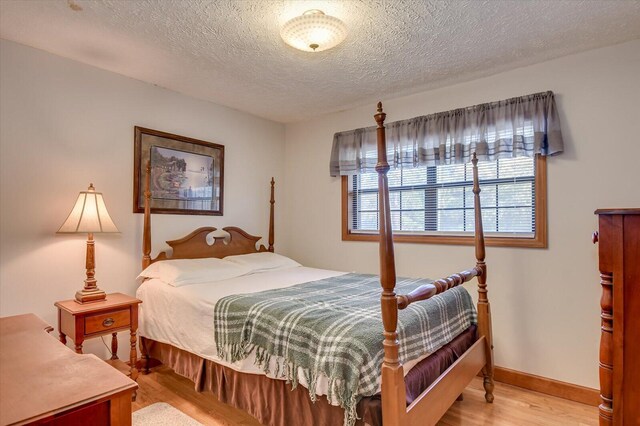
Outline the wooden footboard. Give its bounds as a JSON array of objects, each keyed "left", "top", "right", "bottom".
[{"left": 374, "top": 102, "right": 495, "bottom": 426}]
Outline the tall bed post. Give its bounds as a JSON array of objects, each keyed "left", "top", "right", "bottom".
[
  {"left": 472, "top": 153, "right": 495, "bottom": 403},
  {"left": 142, "top": 161, "right": 152, "bottom": 270},
  {"left": 140, "top": 161, "right": 152, "bottom": 373},
  {"left": 268, "top": 177, "right": 275, "bottom": 252},
  {"left": 375, "top": 102, "right": 407, "bottom": 426}
]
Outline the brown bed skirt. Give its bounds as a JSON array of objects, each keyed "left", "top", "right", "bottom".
[{"left": 141, "top": 325, "right": 477, "bottom": 426}]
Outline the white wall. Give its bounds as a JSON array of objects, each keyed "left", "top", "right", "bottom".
[
  {"left": 282, "top": 40, "right": 640, "bottom": 389},
  {"left": 0, "top": 40, "right": 285, "bottom": 358}
]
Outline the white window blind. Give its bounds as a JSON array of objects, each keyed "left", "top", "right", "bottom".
[{"left": 348, "top": 156, "right": 536, "bottom": 237}]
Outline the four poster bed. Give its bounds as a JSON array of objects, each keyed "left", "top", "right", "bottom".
[{"left": 137, "top": 103, "right": 495, "bottom": 426}]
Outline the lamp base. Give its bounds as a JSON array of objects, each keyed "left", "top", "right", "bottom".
[{"left": 75, "top": 287, "right": 107, "bottom": 304}]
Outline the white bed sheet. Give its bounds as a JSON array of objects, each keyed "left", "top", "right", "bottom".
[{"left": 137, "top": 266, "right": 431, "bottom": 401}]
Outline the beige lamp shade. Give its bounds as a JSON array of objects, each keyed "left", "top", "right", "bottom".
[{"left": 58, "top": 184, "right": 119, "bottom": 234}]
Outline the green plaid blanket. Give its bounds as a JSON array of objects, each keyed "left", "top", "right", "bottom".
[{"left": 214, "top": 273, "right": 476, "bottom": 426}]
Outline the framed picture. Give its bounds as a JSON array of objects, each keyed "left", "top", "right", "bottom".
[{"left": 133, "top": 127, "right": 224, "bottom": 215}]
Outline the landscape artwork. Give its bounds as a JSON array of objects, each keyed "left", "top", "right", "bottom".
[
  {"left": 150, "top": 146, "right": 213, "bottom": 204},
  {"left": 134, "top": 127, "right": 224, "bottom": 215}
]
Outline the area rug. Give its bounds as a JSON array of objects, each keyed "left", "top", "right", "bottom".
[{"left": 133, "top": 402, "right": 204, "bottom": 426}]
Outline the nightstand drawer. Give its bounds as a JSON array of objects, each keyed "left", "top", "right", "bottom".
[{"left": 85, "top": 309, "right": 130, "bottom": 335}]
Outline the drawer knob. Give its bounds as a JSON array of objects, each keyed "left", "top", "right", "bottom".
[{"left": 102, "top": 318, "right": 115, "bottom": 327}]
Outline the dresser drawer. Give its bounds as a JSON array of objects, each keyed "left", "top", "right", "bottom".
[{"left": 85, "top": 309, "right": 130, "bottom": 335}]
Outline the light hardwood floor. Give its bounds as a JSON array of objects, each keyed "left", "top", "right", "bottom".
[{"left": 132, "top": 366, "right": 598, "bottom": 426}]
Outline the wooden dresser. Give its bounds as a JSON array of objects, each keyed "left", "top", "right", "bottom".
[
  {"left": 594, "top": 209, "right": 640, "bottom": 426},
  {"left": 0, "top": 314, "right": 137, "bottom": 425}
]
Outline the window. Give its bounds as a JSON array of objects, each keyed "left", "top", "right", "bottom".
[{"left": 342, "top": 155, "right": 547, "bottom": 248}]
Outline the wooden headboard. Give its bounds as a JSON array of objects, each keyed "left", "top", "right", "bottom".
[{"left": 141, "top": 161, "right": 275, "bottom": 268}]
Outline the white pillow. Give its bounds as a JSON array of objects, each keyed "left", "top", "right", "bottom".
[
  {"left": 224, "top": 252, "right": 301, "bottom": 274},
  {"left": 137, "top": 258, "right": 251, "bottom": 287}
]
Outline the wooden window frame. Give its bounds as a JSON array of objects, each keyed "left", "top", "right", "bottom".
[{"left": 341, "top": 156, "right": 547, "bottom": 248}]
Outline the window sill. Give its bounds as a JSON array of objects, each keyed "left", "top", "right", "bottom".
[{"left": 342, "top": 230, "right": 547, "bottom": 248}]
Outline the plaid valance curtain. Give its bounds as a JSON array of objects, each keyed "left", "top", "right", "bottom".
[{"left": 330, "top": 91, "right": 564, "bottom": 176}]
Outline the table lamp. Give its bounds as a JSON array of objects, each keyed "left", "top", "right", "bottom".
[{"left": 57, "top": 183, "right": 119, "bottom": 303}]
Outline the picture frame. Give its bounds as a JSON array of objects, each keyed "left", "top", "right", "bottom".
[{"left": 133, "top": 127, "right": 224, "bottom": 216}]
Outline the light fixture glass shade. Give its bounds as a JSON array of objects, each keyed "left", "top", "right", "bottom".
[
  {"left": 58, "top": 184, "right": 119, "bottom": 234},
  {"left": 280, "top": 9, "right": 347, "bottom": 52}
]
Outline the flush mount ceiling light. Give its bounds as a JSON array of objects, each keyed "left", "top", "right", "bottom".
[{"left": 280, "top": 9, "right": 347, "bottom": 52}]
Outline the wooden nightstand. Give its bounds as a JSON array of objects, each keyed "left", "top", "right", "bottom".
[{"left": 55, "top": 293, "right": 142, "bottom": 387}]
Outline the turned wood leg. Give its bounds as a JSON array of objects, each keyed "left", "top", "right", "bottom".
[
  {"left": 476, "top": 260, "right": 495, "bottom": 405},
  {"left": 482, "top": 366, "right": 495, "bottom": 403},
  {"left": 130, "top": 329, "right": 139, "bottom": 401},
  {"left": 73, "top": 335, "right": 84, "bottom": 354},
  {"left": 140, "top": 336, "right": 151, "bottom": 375},
  {"left": 59, "top": 332, "right": 67, "bottom": 345},
  {"left": 130, "top": 329, "right": 139, "bottom": 378},
  {"left": 110, "top": 333, "right": 119, "bottom": 360},
  {"left": 598, "top": 272, "right": 613, "bottom": 426}
]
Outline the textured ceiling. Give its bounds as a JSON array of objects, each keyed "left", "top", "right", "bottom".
[{"left": 1, "top": 0, "right": 639, "bottom": 122}]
